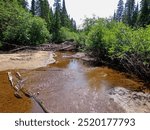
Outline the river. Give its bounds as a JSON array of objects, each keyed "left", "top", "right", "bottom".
[{"left": 0, "top": 51, "right": 149, "bottom": 112}]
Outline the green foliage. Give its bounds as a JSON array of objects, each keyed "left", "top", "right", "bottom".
[
  {"left": 0, "top": 0, "right": 50, "bottom": 45},
  {"left": 31, "top": 0, "right": 36, "bottom": 15},
  {"left": 29, "top": 17, "right": 51, "bottom": 45},
  {"left": 17, "top": 0, "right": 28, "bottom": 9},
  {"left": 60, "top": 27, "right": 78, "bottom": 42},
  {"left": 81, "top": 18, "right": 150, "bottom": 61},
  {"left": 0, "top": 41, "right": 2, "bottom": 48},
  {"left": 80, "top": 18, "right": 150, "bottom": 81},
  {"left": 122, "top": 0, "right": 136, "bottom": 26},
  {"left": 138, "top": 0, "right": 150, "bottom": 27},
  {"left": 116, "top": 0, "right": 124, "bottom": 22}
]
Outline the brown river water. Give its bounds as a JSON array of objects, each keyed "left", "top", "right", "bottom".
[{"left": 0, "top": 52, "right": 148, "bottom": 113}]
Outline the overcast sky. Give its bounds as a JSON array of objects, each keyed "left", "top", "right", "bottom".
[{"left": 27, "top": 0, "right": 141, "bottom": 25}]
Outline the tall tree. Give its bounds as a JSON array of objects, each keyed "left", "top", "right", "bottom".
[
  {"left": 132, "top": 3, "right": 139, "bottom": 27},
  {"left": 35, "top": 0, "right": 42, "bottom": 16},
  {"left": 123, "top": 0, "right": 135, "bottom": 26},
  {"left": 70, "top": 18, "right": 77, "bottom": 30},
  {"left": 113, "top": 11, "right": 117, "bottom": 21},
  {"left": 34, "top": 0, "right": 53, "bottom": 32},
  {"left": 41, "top": 0, "right": 52, "bottom": 32},
  {"left": 31, "top": 0, "right": 36, "bottom": 15},
  {"left": 61, "top": 0, "right": 69, "bottom": 27},
  {"left": 116, "top": 0, "right": 124, "bottom": 22},
  {"left": 138, "top": 0, "right": 150, "bottom": 27},
  {"left": 53, "top": 0, "right": 62, "bottom": 42}
]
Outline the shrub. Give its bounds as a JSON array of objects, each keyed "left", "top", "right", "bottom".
[
  {"left": 1, "top": 0, "right": 50, "bottom": 45},
  {"left": 60, "top": 27, "right": 78, "bottom": 42}
]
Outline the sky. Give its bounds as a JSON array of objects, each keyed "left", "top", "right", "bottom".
[{"left": 28, "top": 0, "right": 141, "bottom": 26}]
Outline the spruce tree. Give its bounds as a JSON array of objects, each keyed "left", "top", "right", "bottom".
[
  {"left": 61, "top": 0, "right": 69, "bottom": 27},
  {"left": 116, "top": 0, "right": 124, "bottom": 22},
  {"left": 41, "top": 0, "right": 52, "bottom": 32},
  {"left": 132, "top": 4, "right": 139, "bottom": 27},
  {"left": 31, "top": 0, "right": 36, "bottom": 15},
  {"left": 71, "top": 18, "right": 77, "bottom": 31},
  {"left": 123, "top": 0, "right": 135, "bottom": 26},
  {"left": 138, "top": 0, "right": 150, "bottom": 27},
  {"left": 35, "top": 0, "right": 42, "bottom": 16},
  {"left": 53, "top": 0, "right": 62, "bottom": 42},
  {"left": 113, "top": 11, "right": 117, "bottom": 21},
  {"left": 34, "top": 0, "right": 52, "bottom": 32}
]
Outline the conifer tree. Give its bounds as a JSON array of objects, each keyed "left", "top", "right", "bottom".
[
  {"left": 34, "top": 0, "right": 52, "bottom": 32},
  {"left": 35, "top": 0, "right": 42, "bottom": 16},
  {"left": 53, "top": 0, "right": 62, "bottom": 42},
  {"left": 31, "top": 0, "right": 36, "bottom": 15},
  {"left": 132, "top": 4, "right": 139, "bottom": 27},
  {"left": 113, "top": 11, "right": 117, "bottom": 20},
  {"left": 122, "top": 0, "right": 135, "bottom": 26},
  {"left": 70, "top": 18, "right": 77, "bottom": 31},
  {"left": 138, "top": 0, "right": 150, "bottom": 27},
  {"left": 61, "top": 0, "right": 69, "bottom": 27},
  {"left": 116, "top": 0, "right": 124, "bottom": 22}
]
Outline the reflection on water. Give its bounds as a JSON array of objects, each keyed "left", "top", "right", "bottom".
[{"left": 49, "top": 52, "right": 144, "bottom": 91}]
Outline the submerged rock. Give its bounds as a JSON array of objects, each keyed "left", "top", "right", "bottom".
[{"left": 108, "top": 87, "right": 150, "bottom": 112}]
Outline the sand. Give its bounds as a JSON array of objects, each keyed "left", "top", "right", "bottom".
[{"left": 0, "top": 51, "right": 55, "bottom": 71}]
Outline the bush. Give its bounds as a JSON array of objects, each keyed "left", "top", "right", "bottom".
[
  {"left": 0, "top": 0, "right": 51, "bottom": 46},
  {"left": 81, "top": 18, "right": 150, "bottom": 82},
  {"left": 29, "top": 17, "right": 51, "bottom": 45},
  {"left": 60, "top": 27, "right": 78, "bottom": 42}
]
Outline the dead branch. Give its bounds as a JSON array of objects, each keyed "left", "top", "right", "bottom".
[
  {"left": 9, "top": 72, "right": 51, "bottom": 113},
  {"left": 7, "top": 72, "right": 19, "bottom": 91}
]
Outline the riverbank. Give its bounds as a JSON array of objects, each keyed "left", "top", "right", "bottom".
[{"left": 0, "top": 51, "right": 55, "bottom": 71}]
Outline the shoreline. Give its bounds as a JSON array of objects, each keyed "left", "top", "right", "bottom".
[{"left": 0, "top": 51, "right": 56, "bottom": 71}]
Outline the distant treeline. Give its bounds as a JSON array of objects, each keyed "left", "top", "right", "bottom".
[{"left": 114, "top": 0, "right": 150, "bottom": 27}]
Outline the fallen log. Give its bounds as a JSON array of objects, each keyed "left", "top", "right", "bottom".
[
  {"left": 58, "top": 44, "right": 76, "bottom": 51},
  {"left": 8, "top": 72, "right": 19, "bottom": 91},
  {"left": 15, "top": 72, "right": 50, "bottom": 113},
  {"left": 9, "top": 46, "right": 35, "bottom": 53}
]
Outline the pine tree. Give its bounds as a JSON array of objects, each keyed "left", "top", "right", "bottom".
[
  {"left": 31, "top": 0, "right": 36, "bottom": 15},
  {"left": 132, "top": 4, "right": 139, "bottom": 27},
  {"left": 138, "top": 0, "right": 150, "bottom": 27},
  {"left": 71, "top": 18, "right": 77, "bottom": 31},
  {"left": 61, "top": 0, "right": 69, "bottom": 27},
  {"left": 123, "top": 0, "right": 135, "bottom": 26},
  {"left": 53, "top": 0, "right": 62, "bottom": 42},
  {"left": 35, "top": 0, "right": 42, "bottom": 16},
  {"left": 113, "top": 11, "right": 117, "bottom": 21},
  {"left": 34, "top": 0, "right": 52, "bottom": 32},
  {"left": 41, "top": 0, "right": 52, "bottom": 32},
  {"left": 116, "top": 0, "right": 124, "bottom": 22}
]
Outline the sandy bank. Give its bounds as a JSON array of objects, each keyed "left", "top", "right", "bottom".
[{"left": 0, "top": 51, "right": 55, "bottom": 71}]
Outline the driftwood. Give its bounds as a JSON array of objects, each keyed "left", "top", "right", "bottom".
[
  {"left": 7, "top": 71, "right": 50, "bottom": 113},
  {"left": 8, "top": 72, "right": 19, "bottom": 91},
  {"left": 9, "top": 46, "right": 36, "bottom": 53},
  {"left": 58, "top": 45, "right": 75, "bottom": 51}
]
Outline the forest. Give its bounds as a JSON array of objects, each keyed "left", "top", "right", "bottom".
[{"left": 0, "top": 0, "right": 150, "bottom": 84}]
